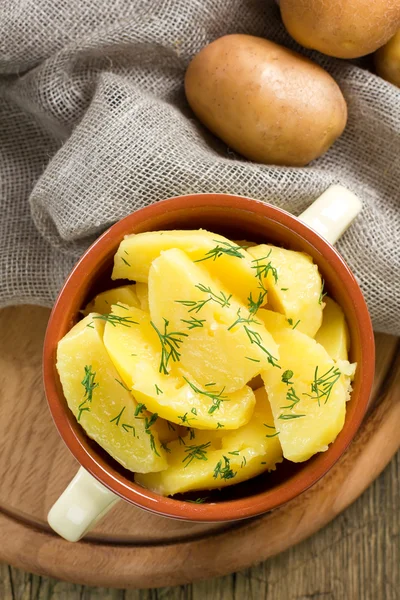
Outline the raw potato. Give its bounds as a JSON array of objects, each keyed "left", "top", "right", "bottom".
[
  {"left": 148, "top": 248, "right": 280, "bottom": 393},
  {"left": 135, "top": 387, "right": 283, "bottom": 496},
  {"left": 315, "top": 297, "right": 350, "bottom": 361},
  {"left": 375, "top": 30, "right": 400, "bottom": 88},
  {"left": 280, "top": 0, "right": 400, "bottom": 59},
  {"left": 56, "top": 314, "right": 167, "bottom": 473},
  {"left": 112, "top": 230, "right": 260, "bottom": 305},
  {"left": 83, "top": 285, "right": 140, "bottom": 315},
  {"left": 103, "top": 304, "right": 256, "bottom": 429},
  {"left": 262, "top": 326, "right": 354, "bottom": 463},
  {"left": 248, "top": 244, "right": 323, "bottom": 337},
  {"left": 184, "top": 34, "right": 347, "bottom": 167}
]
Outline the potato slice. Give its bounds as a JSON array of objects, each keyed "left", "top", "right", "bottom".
[
  {"left": 112, "top": 230, "right": 261, "bottom": 305},
  {"left": 135, "top": 387, "right": 283, "bottom": 496},
  {"left": 56, "top": 314, "right": 167, "bottom": 473},
  {"left": 103, "top": 304, "right": 256, "bottom": 429},
  {"left": 248, "top": 244, "right": 323, "bottom": 337},
  {"left": 82, "top": 285, "right": 140, "bottom": 316},
  {"left": 315, "top": 297, "right": 350, "bottom": 361},
  {"left": 262, "top": 326, "right": 354, "bottom": 462},
  {"left": 136, "top": 282, "right": 149, "bottom": 312},
  {"left": 148, "top": 248, "right": 279, "bottom": 393}
]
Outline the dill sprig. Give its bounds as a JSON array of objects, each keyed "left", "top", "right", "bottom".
[
  {"left": 177, "top": 412, "right": 196, "bottom": 426},
  {"left": 195, "top": 284, "right": 232, "bottom": 309},
  {"left": 134, "top": 403, "right": 147, "bottom": 416},
  {"left": 175, "top": 284, "right": 231, "bottom": 314},
  {"left": 183, "top": 377, "right": 228, "bottom": 414},
  {"left": 161, "top": 442, "right": 171, "bottom": 453},
  {"left": 186, "top": 497, "right": 208, "bottom": 504},
  {"left": 243, "top": 325, "right": 280, "bottom": 368},
  {"left": 122, "top": 423, "right": 136, "bottom": 437},
  {"left": 110, "top": 406, "right": 126, "bottom": 425},
  {"left": 144, "top": 413, "right": 160, "bottom": 456},
  {"left": 280, "top": 386, "right": 301, "bottom": 411},
  {"left": 151, "top": 318, "right": 188, "bottom": 374},
  {"left": 287, "top": 318, "right": 301, "bottom": 330},
  {"left": 194, "top": 239, "right": 245, "bottom": 263},
  {"left": 281, "top": 370, "right": 294, "bottom": 385},
  {"left": 78, "top": 365, "right": 98, "bottom": 421},
  {"left": 264, "top": 424, "right": 280, "bottom": 438},
  {"left": 251, "top": 251, "right": 278, "bottom": 284},
  {"left": 227, "top": 307, "right": 260, "bottom": 331},
  {"left": 213, "top": 456, "right": 237, "bottom": 481},
  {"left": 155, "top": 384, "right": 163, "bottom": 396},
  {"left": 278, "top": 413, "right": 305, "bottom": 420},
  {"left": 216, "top": 422, "right": 225, "bottom": 429},
  {"left": 318, "top": 280, "right": 327, "bottom": 305},
  {"left": 303, "top": 365, "right": 341, "bottom": 406},
  {"left": 182, "top": 441, "right": 211, "bottom": 467},
  {"left": 247, "top": 290, "right": 267, "bottom": 316},
  {"left": 93, "top": 314, "right": 138, "bottom": 328},
  {"left": 120, "top": 256, "right": 131, "bottom": 267},
  {"left": 181, "top": 316, "right": 206, "bottom": 329},
  {"left": 115, "top": 378, "right": 131, "bottom": 391},
  {"left": 81, "top": 365, "right": 98, "bottom": 402}
]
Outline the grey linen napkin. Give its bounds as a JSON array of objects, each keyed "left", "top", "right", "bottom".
[{"left": 0, "top": 0, "right": 399, "bottom": 334}]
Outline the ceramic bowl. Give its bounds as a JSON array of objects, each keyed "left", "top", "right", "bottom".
[{"left": 43, "top": 193, "right": 374, "bottom": 527}]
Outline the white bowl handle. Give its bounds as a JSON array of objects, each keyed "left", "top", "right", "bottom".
[
  {"left": 47, "top": 466, "right": 119, "bottom": 542},
  {"left": 298, "top": 184, "right": 362, "bottom": 245}
]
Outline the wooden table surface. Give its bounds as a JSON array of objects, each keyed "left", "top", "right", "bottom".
[{"left": 1, "top": 451, "right": 398, "bottom": 600}]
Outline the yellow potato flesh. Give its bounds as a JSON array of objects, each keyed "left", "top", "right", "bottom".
[
  {"left": 262, "top": 327, "right": 353, "bottom": 462},
  {"left": 315, "top": 297, "right": 350, "bottom": 361},
  {"left": 148, "top": 248, "right": 280, "bottom": 393},
  {"left": 112, "top": 230, "right": 260, "bottom": 305},
  {"left": 103, "top": 304, "right": 256, "bottom": 429},
  {"left": 56, "top": 314, "right": 167, "bottom": 473},
  {"left": 136, "top": 282, "right": 149, "bottom": 312},
  {"left": 135, "top": 387, "right": 282, "bottom": 496},
  {"left": 82, "top": 285, "right": 140, "bottom": 316},
  {"left": 248, "top": 244, "right": 323, "bottom": 337}
]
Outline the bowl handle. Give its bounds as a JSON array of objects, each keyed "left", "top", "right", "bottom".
[
  {"left": 47, "top": 466, "right": 119, "bottom": 542},
  {"left": 298, "top": 184, "right": 362, "bottom": 245}
]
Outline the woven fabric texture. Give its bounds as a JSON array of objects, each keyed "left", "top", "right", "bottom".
[{"left": 0, "top": 0, "right": 399, "bottom": 333}]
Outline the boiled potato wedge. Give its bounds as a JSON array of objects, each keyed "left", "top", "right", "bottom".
[
  {"left": 248, "top": 244, "right": 323, "bottom": 337},
  {"left": 136, "top": 282, "right": 149, "bottom": 312},
  {"left": 315, "top": 297, "right": 350, "bottom": 361},
  {"left": 103, "top": 304, "right": 256, "bottom": 429},
  {"left": 135, "top": 387, "right": 282, "bottom": 496},
  {"left": 82, "top": 285, "right": 140, "bottom": 316},
  {"left": 262, "top": 326, "right": 354, "bottom": 462},
  {"left": 148, "top": 248, "right": 280, "bottom": 393},
  {"left": 56, "top": 314, "right": 167, "bottom": 473},
  {"left": 112, "top": 230, "right": 260, "bottom": 305}
]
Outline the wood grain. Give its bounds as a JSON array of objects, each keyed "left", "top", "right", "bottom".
[{"left": 0, "top": 305, "right": 399, "bottom": 595}]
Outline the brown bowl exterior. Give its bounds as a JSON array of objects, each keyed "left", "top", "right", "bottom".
[{"left": 43, "top": 194, "right": 375, "bottom": 521}]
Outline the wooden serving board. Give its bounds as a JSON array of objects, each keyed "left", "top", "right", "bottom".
[{"left": 0, "top": 305, "right": 399, "bottom": 589}]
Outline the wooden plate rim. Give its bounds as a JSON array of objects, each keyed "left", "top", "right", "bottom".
[{"left": 1, "top": 346, "right": 399, "bottom": 590}]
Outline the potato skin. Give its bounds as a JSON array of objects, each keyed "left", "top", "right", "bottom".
[
  {"left": 375, "top": 29, "right": 400, "bottom": 87},
  {"left": 184, "top": 34, "right": 347, "bottom": 167},
  {"left": 280, "top": 0, "right": 400, "bottom": 59}
]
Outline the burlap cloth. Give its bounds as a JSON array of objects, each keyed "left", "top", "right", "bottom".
[{"left": 0, "top": 0, "right": 399, "bottom": 334}]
